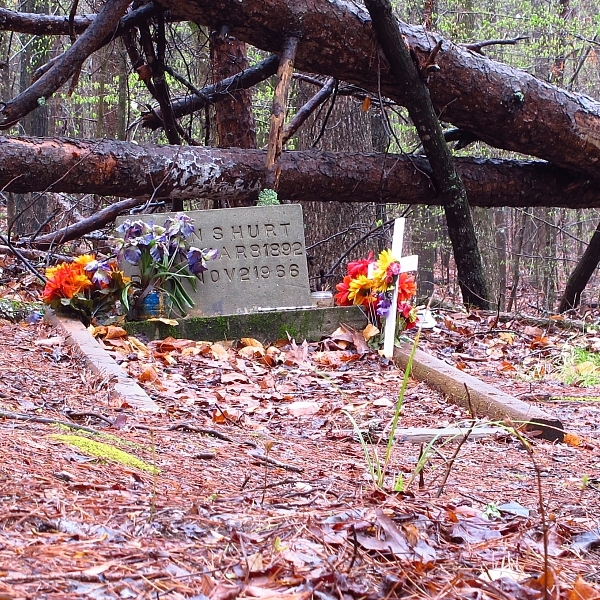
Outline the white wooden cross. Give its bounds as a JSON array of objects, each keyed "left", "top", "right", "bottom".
[{"left": 370, "top": 218, "right": 419, "bottom": 358}]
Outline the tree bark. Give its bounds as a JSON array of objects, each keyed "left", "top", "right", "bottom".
[
  {"left": 210, "top": 29, "right": 257, "bottom": 150},
  {"left": 3, "top": 136, "right": 600, "bottom": 208},
  {"left": 365, "top": 0, "right": 489, "bottom": 309}
]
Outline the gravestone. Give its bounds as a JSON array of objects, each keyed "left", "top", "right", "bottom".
[{"left": 116, "top": 205, "right": 312, "bottom": 316}]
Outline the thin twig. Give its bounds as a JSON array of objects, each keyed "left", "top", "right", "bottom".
[
  {"left": 0, "top": 410, "right": 100, "bottom": 435},
  {"left": 248, "top": 449, "right": 303, "bottom": 473}
]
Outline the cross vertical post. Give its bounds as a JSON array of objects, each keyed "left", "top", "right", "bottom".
[{"left": 382, "top": 218, "right": 418, "bottom": 358}]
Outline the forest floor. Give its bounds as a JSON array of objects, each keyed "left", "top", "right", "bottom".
[{"left": 0, "top": 275, "right": 600, "bottom": 598}]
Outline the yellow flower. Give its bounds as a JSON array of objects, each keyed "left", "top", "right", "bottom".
[
  {"left": 73, "top": 254, "right": 96, "bottom": 267},
  {"left": 372, "top": 249, "right": 398, "bottom": 292},
  {"left": 347, "top": 274, "right": 374, "bottom": 305}
]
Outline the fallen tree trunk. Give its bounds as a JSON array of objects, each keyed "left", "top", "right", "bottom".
[
  {"left": 1, "top": 136, "right": 600, "bottom": 207},
  {"left": 164, "top": 0, "right": 600, "bottom": 180}
]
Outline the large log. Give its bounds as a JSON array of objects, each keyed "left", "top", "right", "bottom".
[
  {"left": 1, "top": 136, "right": 600, "bottom": 207},
  {"left": 163, "top": 0, "right": 600, "bottom": 179}
]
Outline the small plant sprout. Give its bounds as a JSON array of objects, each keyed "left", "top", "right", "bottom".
[{"left": 257, "top": 188, "right": 280, "bottom": 205}]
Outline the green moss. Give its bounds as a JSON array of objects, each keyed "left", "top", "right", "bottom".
[
  {"left": 51, "top": 434, "right": 159, "bottom": 474},
  {"left": 123, "top": 306, "right": 368, "bottom": 343}
]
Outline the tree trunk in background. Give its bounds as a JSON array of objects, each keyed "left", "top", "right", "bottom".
[
  {"left": 494, "top": 207, "right": 507, "bottom": 310},
  {"left": 542, "top": 208, "right": 557, "bottom": 311},
  {"left": 116, "top": 46, "right": 128, "bottom": 141},
  {"left": 365, "top": 0, "right": 490, "bottom": 309},
  {"left": 296, "top": 86, "right": 378, "bottom": 289},
  {"left": 558, "top": 221, "right": 600, "bottom": 313},
  {"left": 7, "top": 0, "right": 52, "bottom": 238},
  {"left": 507, "top": 210, "right": 527, "bottom": 313},
  {"left": 209, "top": 29, "right": 257, "bottom": 207}
]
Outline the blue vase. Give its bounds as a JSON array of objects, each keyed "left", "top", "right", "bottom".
[{"left": 138, "top": 289, "right": 164, "bottom": 319}]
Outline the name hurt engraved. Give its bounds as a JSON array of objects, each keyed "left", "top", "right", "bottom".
[{"left": 197, "top": 222, "right": 292, "bottom": 242}]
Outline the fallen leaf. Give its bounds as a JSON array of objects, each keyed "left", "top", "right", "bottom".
[
  {"left": 221, "top": 372, "right": 249, "bottom": 384},
  {"left": 146, "top": 317, "right": 179, "bottom": 326},
  {"left": 104, "top": 326, "right": 128, "bottom": 340},
  {"left": 211, "top": 343, "right": 230, "bottom": 361},
  {"left": 563, "top": 432, "right": 583, "bottom": 447},
  {"left": 523, "top": 325, "right": 544, "bottom": 337},
  {"left": 362, "top": 323, "right": 380, "bottom": 341},
  {"left": 240, "top": 338, "right": 264, "bottom": 350},
  {"left": 287, "top": 401, "right": 320, "bottom": 416},
  {"left": 138, "top": 365, "right": 159, "bottom": 383},
  {"left": 568, "top": 575, "right": 600, "bottom": 600},
  {"left": 239, "top": 346, "right": 264, "bottom": 359}
]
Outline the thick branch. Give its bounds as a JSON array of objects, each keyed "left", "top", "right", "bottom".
[
  {"left": 0, "top": 6, "right": 94, "bottom": 35},
  {"left": 2, "top": 136, "right": 600, "bottom": 208},
  {"left": 281, "top": 77, "right": 336, "bottom": 147},
  {"left": 31, "top": 3, "right": 161, "bottom": 83},
  {"left": 141, "top": 54, "right": 280, "bottom": 129},
  {"left": 265, "top": 36, "right": 298, "bottom": 189},
  {"left": 0, "top": 0, "right": 132, "bottom": 129},
  {"left": 23, "top": 197, "right": 144, "bottom": 250}
]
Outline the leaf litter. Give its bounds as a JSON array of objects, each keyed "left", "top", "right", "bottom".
[{"left": 0, "top": 309, "right": 599, "bottom": 599}]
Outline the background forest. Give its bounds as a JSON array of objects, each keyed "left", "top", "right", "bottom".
[{"left": 1, "top": 0, "right": 600, "bottom": 314}]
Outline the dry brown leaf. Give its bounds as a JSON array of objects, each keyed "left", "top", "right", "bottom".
[
  {"left": 240, "top": 338, "right": 264, "bottom": 350},
  {"left": 239, "top": 346, "right": 264, "bottom": 359},
  {"left": 153, "top": 337, "right": 196, "bottom": 352},
  {"left": 498, "top": 360, "right": 516, "bottom": 372},
  {"left": 104, "top": 326, "right": 128, "bottom": 340},
  {"left": 568, "top": 575, "right": 600, "bottom": 600},
  {"left": 138, "top": 365, "right": 159, "bottom": 383},
  {"left": 128, "top": 336, "right": 149, "bottom": 353},
  {"left": 211, "top": 343, "right": 230, "bottom": 361},
  {"left": 564, "top": 432, "right": 583, "bottom": 447},
  {"left": 523, "top": 325, "right": 544, "bottom": 337},
  {"left": 221, "top": 372, "right": 249, "bottom": 384},
  {"left": 362, "top": 323, "right": 380, "bottom": 341}
]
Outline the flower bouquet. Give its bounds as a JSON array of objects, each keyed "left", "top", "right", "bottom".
[
  {"left": 111, "top": 213, "right": 218, "bottom": 319},
  {"left": 42, "top": 254, "right": 131, "bottom": 325},
  {"left": 335, "top": 249, "right": 418, "bottom": 343}
]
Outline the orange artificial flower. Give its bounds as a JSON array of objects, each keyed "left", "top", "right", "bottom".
[
  {"left": 43, "top": 262, "right": 93, "bottom": 302},
  {"left": 397, "top": 272, "right": 417, "bottom": 302}
]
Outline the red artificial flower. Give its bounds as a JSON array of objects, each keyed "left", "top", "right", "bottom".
[
  {"left": 334, "top": 275, "right": 353, "bottom": 306},
  {"left": 398, "top": 302, "right": 418, "bottom": 329},
  {"left": 347, "top": 251, "right": 374, "bottom": 279}
]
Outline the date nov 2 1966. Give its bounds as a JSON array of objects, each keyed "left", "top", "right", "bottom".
[{"left": 197, "top": 263, "right": 301, "bottom": 284}]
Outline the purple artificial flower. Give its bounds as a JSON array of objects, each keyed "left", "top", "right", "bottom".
[
  {"left": 376, "top": 294, "right": 392, "bottom": 318},
  {"left": 84, "top": 259, "right": 112, "bottom": 287},
  {"left": 187, "top": 247, "right": 219, "bottom": 275},
  {"left": 165, "top": 214, "right": 195, "bottom": 240},
  {"left": 123, "top": 245, "right": 142, "bottom": 265}
]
